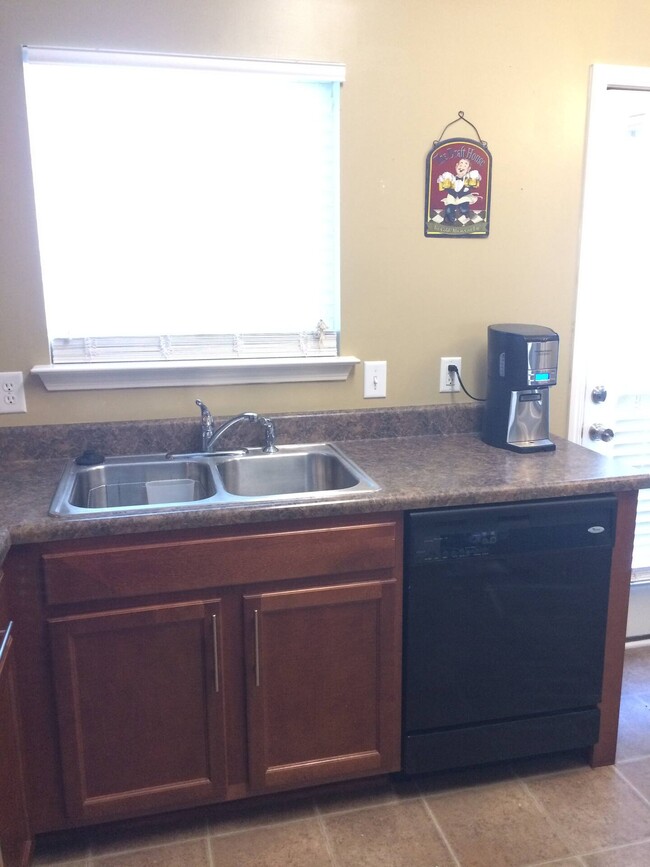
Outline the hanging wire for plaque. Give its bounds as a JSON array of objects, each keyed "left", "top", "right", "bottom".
[{"left": 424, "top": 111, "right": 492, "bottom": 238}]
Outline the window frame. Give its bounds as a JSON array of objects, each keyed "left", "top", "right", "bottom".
[{"left": 22, "top": 47, "right": 357, "bottom": 390}]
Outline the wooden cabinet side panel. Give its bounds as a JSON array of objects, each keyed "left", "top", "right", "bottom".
[
  {"left": 0, "top": 629, "right": 32, "bottom": 867},
  {"left": 4, "top": 546, "right": 67, "bottom": 833},
  {"left": 591, "top": 489, "right": 638, "bottom": 767}
]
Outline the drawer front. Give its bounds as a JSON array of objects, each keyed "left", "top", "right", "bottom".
[{"left": 43, "top": 518, "right": 399, "bottom": 605}]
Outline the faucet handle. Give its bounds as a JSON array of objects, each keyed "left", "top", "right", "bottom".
[
  {"left": 260, "top": 416, "right": 278, "bottom": 453},
  {"left": 195, "top": 399, "right": 214, "bottom": 451},
  {"left": 195, "top": 399, "right": 214, "bottom": 429}
]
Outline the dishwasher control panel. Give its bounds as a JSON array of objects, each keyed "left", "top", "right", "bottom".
[{"left": 407, "top": 495, "right": 617, "bottom": 564}]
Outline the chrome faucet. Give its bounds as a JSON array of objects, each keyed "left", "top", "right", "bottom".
[
  {"left": 196, "top": 399, "right": 278, "bottom": 453},
  {"left": 206, "top": 411, "right": 258, "bottom": 451}
]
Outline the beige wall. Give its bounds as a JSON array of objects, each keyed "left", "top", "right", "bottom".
[{"left": 1, "top": 0, "right": 647, "bottom": 433}]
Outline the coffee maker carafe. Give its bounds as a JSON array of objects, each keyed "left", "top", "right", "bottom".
[{"left": 482, "top": 324, "right": 559, "bottom": 453}]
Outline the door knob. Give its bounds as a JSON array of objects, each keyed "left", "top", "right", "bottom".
[
  {"left": 589, "top": 423, "right": 614, "bottom": 442},
  {"left": 591, "top": 386, "right": 607, "bottom": 404}
]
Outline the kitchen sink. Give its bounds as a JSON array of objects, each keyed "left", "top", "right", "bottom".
[{"left": 49, "top": 444, "right": 379, "bottom": 517}]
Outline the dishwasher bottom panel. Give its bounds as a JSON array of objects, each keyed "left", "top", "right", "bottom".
[{"left": 403, "top": 708, "right": 601, "bottom": 775}]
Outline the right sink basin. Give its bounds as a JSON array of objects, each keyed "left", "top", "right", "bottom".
[{"left": 215, "top": 446, "right": 375, "bottom": 498}]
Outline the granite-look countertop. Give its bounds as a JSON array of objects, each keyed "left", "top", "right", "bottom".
[{"left": 1, "top": 414, "right": 649, "bottom": 558}]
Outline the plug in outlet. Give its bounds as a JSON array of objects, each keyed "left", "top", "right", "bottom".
[
  {"left": 439, "top": 357, "right": 461, "bottom": 393},
  {"left": 0, "top": 372, "right": 27, "bottom": 414}
]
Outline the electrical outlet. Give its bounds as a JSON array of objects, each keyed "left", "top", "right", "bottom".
[
  {"left": 0, "top": 371, "right": 27, "bottom": 413},
  {"left": 439, "top": 357, "right": 461, "bottom": 393},
  {"left": 363, "top": 361, "right": 387, "bottom": 398}
]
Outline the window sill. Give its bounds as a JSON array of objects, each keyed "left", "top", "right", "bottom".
[{"left": 32, "top": 357, "right": 360, "bottom": 391}]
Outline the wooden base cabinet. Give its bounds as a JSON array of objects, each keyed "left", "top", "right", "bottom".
[{"left": 9, "top": 513, "right": 403, "bottom": 832}]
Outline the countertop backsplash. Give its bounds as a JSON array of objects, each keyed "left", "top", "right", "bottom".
[{"left": 0, "top": 404, "right": 483, "bottom": 462}]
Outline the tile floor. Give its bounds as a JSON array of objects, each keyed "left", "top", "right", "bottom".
[{"left": 32, "top": 644, "right": 650, "bottom": 867}]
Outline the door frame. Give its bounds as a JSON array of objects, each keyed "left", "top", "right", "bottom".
[
  {"left": 569, "top": 63, "right": 650, "bottom": 443},
  {"left": 570, "top": 63, "right": 650, "bottom": 639}
]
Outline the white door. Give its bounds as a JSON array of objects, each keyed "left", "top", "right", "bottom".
[{"left": 570, "top": 65, "right": 650, "bottom": 639}]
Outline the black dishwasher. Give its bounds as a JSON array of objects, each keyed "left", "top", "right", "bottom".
[{"left": 403, "top": 495, "right": 616, "bottom": 774}]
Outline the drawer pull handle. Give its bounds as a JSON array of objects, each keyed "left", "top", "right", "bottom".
[
  {"left": 211, "top": 614, "right": 220, "bottom": 694},
  {"left": 254, "top": 609, "right": 260, "bottom": 687}
]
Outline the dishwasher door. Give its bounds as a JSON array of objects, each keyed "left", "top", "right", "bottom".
[{"left": 403, "top": 495, "right": 617, "bottom": 772}]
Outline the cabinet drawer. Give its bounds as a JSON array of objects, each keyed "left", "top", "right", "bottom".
[{"left": 42, "top": 518, "right": 399, "bottom": 605}]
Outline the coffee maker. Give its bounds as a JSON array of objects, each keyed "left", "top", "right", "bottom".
[{"left": 482, "top": 323, "right": 559, "bottom": 453}]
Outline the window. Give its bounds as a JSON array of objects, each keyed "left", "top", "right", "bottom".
[{"left": 22, "top": 47, "right": 352, "bottom": 388}]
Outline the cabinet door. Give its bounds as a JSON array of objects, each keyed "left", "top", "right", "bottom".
[
  {"left": 244, "top": 580, "right": 401, "bottom": 792},
  {"left": 49, "top": 600, "right": 227, "bottom": 821},
  {"left": 0, "top": 624, "right": 31, "bottom": 867}
]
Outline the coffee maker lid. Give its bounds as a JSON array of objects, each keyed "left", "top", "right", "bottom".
[{"left": 489, "top": 323, "right": 558, "bottom": 340}]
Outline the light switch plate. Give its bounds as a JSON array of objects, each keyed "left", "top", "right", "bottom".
[{"left": 364, "top": 361, "right": 387, "bottom": 399}]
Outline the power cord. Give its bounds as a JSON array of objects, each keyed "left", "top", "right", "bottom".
[{"left": 448, "top": 364, "right": 485, "bottom": 402}]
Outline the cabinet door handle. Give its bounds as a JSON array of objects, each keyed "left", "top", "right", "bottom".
[
  {"left": 211, "top": 614, "right": 220, "bottom": 694},
  {"left": 0, "top": 620, "right": 13, "bottom": 665},
  {"left": 254, "top": 609, "right": 260, "bottom": 687}
]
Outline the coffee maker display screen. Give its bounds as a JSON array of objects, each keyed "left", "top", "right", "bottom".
[{"left": 525, "top": 339, "right": 558, "bottom": 387}]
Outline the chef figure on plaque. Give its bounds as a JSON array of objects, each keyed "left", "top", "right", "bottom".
[{"left": 437, "top": 158, "right": 482, "bottom": 225}]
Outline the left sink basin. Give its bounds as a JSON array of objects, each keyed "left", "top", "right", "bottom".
[{"left": 50, "top": 455, "right": 217, "bottom": 516}]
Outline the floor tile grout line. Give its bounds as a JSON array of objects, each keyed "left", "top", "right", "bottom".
[
  {"left": 87, "top": 836, "right": 207, "bottom": 865},
  {"left": 86, "top": 816, "right": 209, "bottom": 861},
  {"left": 520, "top": 769, "right": 650, "bottom": 865},
  {"left": 207, "top": 812, "right": 322, "bottom": 840},
  {"left": 615, "top": 749, "right": 650, "bottom": 763},
  {"left": 415, "top": 769, "right": 518, "bottom": 801},
  {"left": 509, "top": 759, "right": 593, "bottom": 784},
  {"left": 524, "top": 857, "right": 588, "bottom": 866},
  {"left": 613, "top": 762, "right": 650, "bottom": 809},
  {"left": 204, "top": 834, "right": 215, "bottom": 867},
  {"left": 572, "top": 834, "right": 650, "bottom": 861},
  {"left": 418, "top": 792, "right": 463, "bottom": 867},
  {"left": 313, "top": 801, "right": 344, "bottom": 867},
  {"left": 310, "top": 791, "right": 421, "bottom": 818},
  {"left": 514, "top": 775, "right": 584, "bottom": 862}
]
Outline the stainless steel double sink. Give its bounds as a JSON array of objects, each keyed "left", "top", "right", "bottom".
[{"left": 49, "top": 443, "right": 379, "bottom": 517}]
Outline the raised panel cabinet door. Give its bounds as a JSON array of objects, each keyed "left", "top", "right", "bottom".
[
  {"left": 0, "top": 624, "right": 31, "bottom": 867},
  {"left": 48, "top": 600, "right": 227, "bottom": 821},
  {"left": 244, "top": 580, "right": 401, "bottom": 792}
]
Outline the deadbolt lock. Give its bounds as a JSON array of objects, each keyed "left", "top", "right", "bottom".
[
  {"left": 589, "top": 423, "right": 614, "bottom": 443},
  {"left": 591, "top": 386, "right": 607, "bottom": 404}
]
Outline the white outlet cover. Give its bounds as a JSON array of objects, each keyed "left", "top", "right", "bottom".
[
  {"left": 439, "top": 357, "right": 462, "bottom": 393},
  {"left": 0, "top": 371, "right": 27, "bottom": 413}
]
